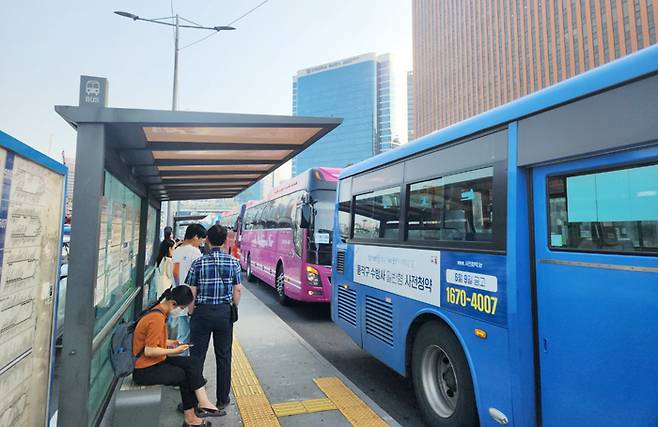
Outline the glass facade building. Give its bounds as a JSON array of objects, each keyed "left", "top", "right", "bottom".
[
  {"left": 292, "top": 53, "right": 406, "bottom": 176},
  {"left": 235, "top": 180, "right": 263, "bottom": 203},
  {"left": 407, "top": 71, "right": 414, "bottom": 142}
]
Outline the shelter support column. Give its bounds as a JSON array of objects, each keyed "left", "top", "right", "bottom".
[
  {"left": 58, "top": 124, "right": 106, "bottom": 427},
  {"left": 153, "top": 204, "right": 161, "bottom": 266},
  {"left": 134, "top": 196, "right": 149, "bottom": 317}
]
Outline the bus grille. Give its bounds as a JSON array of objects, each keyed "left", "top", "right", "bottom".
[
  {"left": 365, "top": 295, "right": 394, "bottom": 347},
  {"left": 336, "top": 251, "right": 345, "bottom": 273},
  {"left": 337, "top": 286, "right": 357, "bottom": 327}
]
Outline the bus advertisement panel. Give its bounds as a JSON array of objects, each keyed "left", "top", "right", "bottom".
[
  {"left": 331, "top": 46, "right": 658, "bottom": 427},
  {"left": 240, "top": 168, "right": 340, "bottom": 304}
]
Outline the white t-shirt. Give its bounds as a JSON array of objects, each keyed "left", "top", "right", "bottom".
[
  {"left": 172, "top": 244, "right": 202, "bottom": 315},
  {"left": 173, "top": 244, "right": 202, "bottom": 285}
]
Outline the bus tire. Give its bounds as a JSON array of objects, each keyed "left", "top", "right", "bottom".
[
  {"left": 411, "top": 321, "right": 479, "bottom": 427},
  {"left": 275, "top": 266, "right": 290, "bottom": 306},
  {"left": 246, "top": 254, "right": 254, "bottom": 281}
]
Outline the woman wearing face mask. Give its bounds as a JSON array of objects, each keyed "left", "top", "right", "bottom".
[{"left": 132, "top": 286, "right": 223, "bottom": 426}]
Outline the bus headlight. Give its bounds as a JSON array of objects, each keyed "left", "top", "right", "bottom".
[{"left": 306, "top": 266, "right": 321, "bottom": 287}]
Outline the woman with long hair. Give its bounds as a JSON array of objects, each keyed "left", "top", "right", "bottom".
[
  {"left": 132, "top": 286, "right": 223, "bottom": 426},
  {"left": 155, "top": 239, "right": 175, "bottom": 297}
]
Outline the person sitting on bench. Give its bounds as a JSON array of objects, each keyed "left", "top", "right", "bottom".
[{"left": 132, "top": 286, "right": 223, "bottom": 427}]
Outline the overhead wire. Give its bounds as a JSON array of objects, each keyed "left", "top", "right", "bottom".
[
  {"left": 170, "top": 0, "right": 176, "bottom": 39},
  {"left": 227, "top": 0, "right": 270, "bottom": 26},
  {"left": 178, "top": 0, "right": 271, "bottom": 51}
]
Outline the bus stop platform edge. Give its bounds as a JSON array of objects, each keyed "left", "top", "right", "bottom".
[{"left": 151, "top": 286, "right": 400, "bottom": 427}]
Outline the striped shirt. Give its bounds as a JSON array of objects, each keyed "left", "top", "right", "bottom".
[{"left": 185, "top": 248, "right": 241, "bottom": 305}]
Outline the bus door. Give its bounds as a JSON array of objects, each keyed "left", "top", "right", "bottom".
[{"left": 532, "top": 149, "right": 658, "bottom": 427}]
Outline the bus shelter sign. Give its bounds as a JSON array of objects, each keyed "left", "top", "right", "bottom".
[
  {"left": 353, "top": 246, "right": 506, "bottom": 326},
  {"left": 353, "top": 246, "right": 440, "bottom": 307}
]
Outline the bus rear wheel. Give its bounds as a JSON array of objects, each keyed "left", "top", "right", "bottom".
[
  {"left": 275, "top": 267, "right": 290, "bottom": 306},
  {"left": 411, "top": 321, "right": 479, "bottom": 427}
]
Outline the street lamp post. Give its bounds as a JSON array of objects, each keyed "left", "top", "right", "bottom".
[
  {"left": 173, "top": 14, "right": 179, "bottom": 110},
  {"left": 114, "top": 11, "right": 235, "bottom": 111},
  {"left": 114, "top": 11, "right": 235, "bottom": 225}
]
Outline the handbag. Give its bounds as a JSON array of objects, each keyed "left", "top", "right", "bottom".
[{"left": 230, "top": 304, "right": 238, "bottom": 323}]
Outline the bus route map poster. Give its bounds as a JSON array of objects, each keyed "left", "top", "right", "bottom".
[{"left": 0, "top": 146, "right": 65, "bottom": 426}]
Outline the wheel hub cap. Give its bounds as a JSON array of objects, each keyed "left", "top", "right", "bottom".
[{"left": 421, "top": 345, "right": 458, "bottom": 418}]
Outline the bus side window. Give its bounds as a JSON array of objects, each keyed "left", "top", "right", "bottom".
[
  {"left": 407, "top": 167, "right": 494, "bottom": 242},
  {"left": 292, "top": 203, "right": 303, "bottom": 256},
  {"left": 338, "top": 179, "right": 352, "bottom": 242},
  {"left": 353, "top": 186, "right": 401, "bottom": 240},
  {"left": 548, "top": 162, "right": 658, "bottom": 253}
]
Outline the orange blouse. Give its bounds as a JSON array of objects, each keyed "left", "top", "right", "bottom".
[{"left": 132, "top": 305, "right": 168, "bottom": 369}]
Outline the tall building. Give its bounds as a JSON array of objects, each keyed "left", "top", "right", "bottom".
[
  {"left": 407, "top": 71, "right": 415, "bottom": 142},
  {"left": 234, "top": 181, "right": 263, "bottom": 204},
  {"left": 412, "top": 0, "right": 658, "bottom": 138},
  {"left": 233, "top": 161, "right": 291, "bottom": 203},
  {"left": 292, "top": 53, "right": 407, "bottom": 175},
  {"left": 176, "top": 198, "right": 235, "bottom": 214}
]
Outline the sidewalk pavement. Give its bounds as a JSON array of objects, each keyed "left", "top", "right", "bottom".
[{"left": 159, "top": 286, "right": 400, "bottom": 426}]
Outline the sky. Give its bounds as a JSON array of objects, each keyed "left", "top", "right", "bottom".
[{"left": 0, "top": 1, "right": 412, "bottom": 161}]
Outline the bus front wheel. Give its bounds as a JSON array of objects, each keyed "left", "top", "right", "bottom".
[
  {"left": 275, "top": 266, "right": 290, "bottom": 306},
  {"left": 411, "top": 321, "right": 479, "bottom": 427}
]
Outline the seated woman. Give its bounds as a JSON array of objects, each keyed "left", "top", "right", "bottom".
[{"left": 132, "top": 286, "right": 222, "bottom": 427}]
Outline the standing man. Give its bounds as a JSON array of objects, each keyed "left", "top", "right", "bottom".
[
  {"left": 172, "top": 223, "right": 207, "bottom": 350},
  {"left": 186, "top": 225, "right": 242, "bottom": 409}
]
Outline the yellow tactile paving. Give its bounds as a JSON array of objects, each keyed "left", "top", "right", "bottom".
[
  {"left": 231, "top": 339, "right": 281, "bottom": 427},
  {"left": 231, "top": 337, "right": 387, "bottom": 426},
  {"left": 314, "top": 377, "right": 389, "bottom": 427},
  {"left": 271, "top": 401, "right": 307, "bottom": 417},
  {"left": 302, "top": 398, "right": 338, "bottom": 413},
  {"left": 271, "top": 398, "right": 337, "bottom": 417}
]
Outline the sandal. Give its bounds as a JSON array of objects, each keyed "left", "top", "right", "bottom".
[
  {"left": 182, "top": 420, "right": 211, "bottom": 427},
  {"left": 197, "top": 407, "right": 226, "bottom": 417}
]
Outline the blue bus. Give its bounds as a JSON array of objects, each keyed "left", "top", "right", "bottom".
[{"left": 331, "top": 45, "right": 658, "bottom": 427}]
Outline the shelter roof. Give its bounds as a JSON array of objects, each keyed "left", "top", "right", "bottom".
[{"left": 55, "top": 106, "right": 342, "bottom": 201}]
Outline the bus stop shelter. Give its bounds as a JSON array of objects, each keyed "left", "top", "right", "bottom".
[{"left": 55, "top": 76, "right": 341, "bottom": 427}]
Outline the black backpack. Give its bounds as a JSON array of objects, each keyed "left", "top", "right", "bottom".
[{"left": 109, "top": 308, "right": 163, "bottom": 377}]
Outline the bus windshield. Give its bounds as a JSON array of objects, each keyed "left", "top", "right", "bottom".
[{"left": 308, "top": 190, "right": 334, "bottom": 265}]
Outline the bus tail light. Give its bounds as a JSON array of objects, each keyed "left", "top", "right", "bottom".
[{"left": 306, "top": 266, "right": 321, "bottom": 287}]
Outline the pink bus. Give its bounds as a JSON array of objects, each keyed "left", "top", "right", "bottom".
[{"left": 239, "top": 167, "right": 340, "bottom": 304}]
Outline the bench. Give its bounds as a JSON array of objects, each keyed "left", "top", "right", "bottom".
[{"left": 112, "top": 375, "right": 162, "bottom": 427}]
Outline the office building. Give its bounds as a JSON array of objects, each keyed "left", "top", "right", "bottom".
[
  {"left": 233, "top": 161, "right": 291, "bottom": 203},
  {"left": 234, "top": 181, "right": 263, "bottom": 204},
  {"left": 292, "top": 53, "right": 407, "bottom": 175},
  {"left": 407, "top": 71, "right": 415, "bottom": 142},
  {"left": 176, "top": 198, "right": 236, "bottom": 214},
  {"left": 412, "top": 0, "right": 658, "bottom": 137}
]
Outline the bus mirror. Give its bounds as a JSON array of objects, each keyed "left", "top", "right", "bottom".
[{"left": 300, "top": 204, "right": 312, "bottom": 229}]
